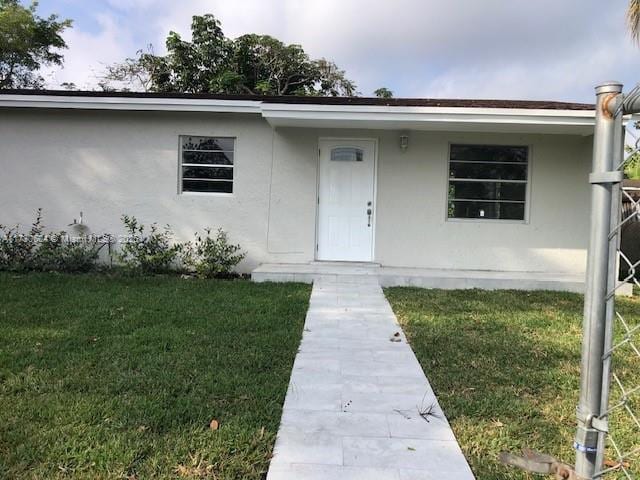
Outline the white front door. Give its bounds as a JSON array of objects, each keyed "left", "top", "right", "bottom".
[{"left": 317, "top": 139, "right": 376, "bottom": 262}]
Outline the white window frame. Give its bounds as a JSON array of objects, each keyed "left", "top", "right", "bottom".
[
  {"left": 178, "top": 135, "right": 236, "bottom": 196},
  {"left": 445, "top": 143, "right": 532, "bottom": 224}
]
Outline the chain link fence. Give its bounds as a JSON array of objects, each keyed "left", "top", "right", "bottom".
[
  {"left": 572, "top": 82, "right": 640, "bottom": 480},
  {"left": 593, "top": 114, "right": 640, "bottom": 480}
]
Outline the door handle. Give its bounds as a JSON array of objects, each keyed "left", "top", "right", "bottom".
[{"left": 367, "top": 207, "right": 373, "bottom": 227}]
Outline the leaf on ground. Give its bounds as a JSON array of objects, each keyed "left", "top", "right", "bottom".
[
  {"left": 491, "top": 419, "right": 504, "bottom": 428},
  {"left": 175, "top": 453, "right": 215, "bottom": 477},
  {"left": 604, "top": 459, "right": 631, "bottom": 469},
  {"left": 209, "top": 419, "right": 220, "bottom": 430}
]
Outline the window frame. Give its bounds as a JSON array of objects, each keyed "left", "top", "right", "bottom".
[
  {"left": 445, "top": 142, "right": 532, "bottom": 224},
  {"left": 178, "top": 135, "right": 237, "bottom": 196}
]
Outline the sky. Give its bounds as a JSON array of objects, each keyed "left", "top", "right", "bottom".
[{"left": 36, "top": 0, "right": 640, "bottom": 103}]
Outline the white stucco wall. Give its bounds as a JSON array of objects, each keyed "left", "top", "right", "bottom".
[
  {"left": 0, "top": 108, "right": 592, "bottom": 273},
  {"left": 0, "top": 109, "right": 275, "bottom": 270},
  {"left": 269, "top": 128, "right": 592, "bottom": 274},
  {"left": 375, "top": 130, "right": 592, "bottom": 273}
]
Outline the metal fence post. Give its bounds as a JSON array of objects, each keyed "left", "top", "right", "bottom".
[
  {"left": 594, "top": 90, "right": 626, "bottom": 474},
  {"left": 575, "top": 81, "right": 624, "bottom": 479}
]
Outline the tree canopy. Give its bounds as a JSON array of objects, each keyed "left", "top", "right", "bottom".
[
  {"left": 0, "top": 0, "right": 71, "bottom": 89},
  {"left": 103, "top": 14, "right": 356, "bottom": 96},
  {"left": 374, "top": 87, "right": 393, "bottom": 98},
  {"left": 629, "top": 0, "right": 640, "bottom": 44}
]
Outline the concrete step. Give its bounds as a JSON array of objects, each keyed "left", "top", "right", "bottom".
[{"left": 250, "top": 263, "right": 621, "bottom": 294}]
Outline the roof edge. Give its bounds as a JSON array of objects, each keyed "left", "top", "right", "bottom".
[{"left": 0, "top": 88, "right": 595, "bottom": 111}]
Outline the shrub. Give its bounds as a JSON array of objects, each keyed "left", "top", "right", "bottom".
[
  {"left": 0, "top": 209, "right": 44, "bottom": 271},
  {"left": 117, "top": 215, "right": 183, "bottom": 274},
  {"left": 36, "top": 232, "right": 104, "bottom": 273},
  {"left": 0, "top": 209, "right": 106, "bottom": 273},
  {"left": 1, "top": 212, "right": 245, "bottom": 277},
  {"left": 183, "top": 228, "right": 246, "bottom": 278}
]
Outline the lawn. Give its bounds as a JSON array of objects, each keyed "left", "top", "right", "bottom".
[
  {"left": 0, "top": 273, "right": 310, "bottom": 480},
  {"left": 385, "top": 288, "right": 639, "bottom": 480}
]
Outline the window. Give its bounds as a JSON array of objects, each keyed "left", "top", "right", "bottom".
[
  {"left": 447, "top": 144, "right": 528, "bottom": 221},
  {"left": 180, "top": 136, "right": 235, "bottom": 194},
  {"left": 331, "top": 147, "right": 363, "bottom": 162}
]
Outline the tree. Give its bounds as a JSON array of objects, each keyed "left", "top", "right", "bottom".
[
  {"left": 59, "top": 81, "right": 76, "bottom": 90},
  {"left": 374, "top": 87, "right": 393, "bottom": 98},
  {"left": 625, "top": 121, "right": 640, "bottom": 179},
  {"left": 155, "top": 14, "right": 231, "bottom": 93},
  {"left": 624, "top": 149, "right": 640, "bottom": 179},
  {"left": 102, "top": 14, "right": 356, "bottom": 96},
  {"left": 0, "top": 0, "right": 71, "bottom": 89},
  {"left": 313, "top": 58, "right": 356, "bottom": 96},
  {"left": 230, "top": 33, "right": 318, "bottom": 95},
  {"left": 100, "top": 46, "right": 162, "bottom": 92},
  {"left": 629, "top": 0, "right": 640, "bottom": 43}
]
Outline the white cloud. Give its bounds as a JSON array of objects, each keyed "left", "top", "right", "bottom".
[
  {"left": 41, "top": 0, "right": 640, "bottom": 101},
  {"left": 43, "top": 13, "right": 137, "bottom": 89},
  {"left": 421, "top": 39, "right": 640, "bottom": 101}
]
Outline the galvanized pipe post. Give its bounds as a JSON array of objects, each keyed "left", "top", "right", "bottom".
[
  {"left": 575, "top": 81, "right": 624, "bottom": 479},
  {"left": 594, "top": 90, "right": 626, "bottom": 472}
]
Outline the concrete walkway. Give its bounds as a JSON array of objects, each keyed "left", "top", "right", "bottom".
[{"left": 267, "top": 277, "right": 475, "bottom": 480}]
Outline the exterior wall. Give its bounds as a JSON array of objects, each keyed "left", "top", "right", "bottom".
[
  {"left": 0, "top": 108, "right": 275, "bottom": 271},
  {"left": 0, "top": 108, "right": 592, "bottom": 274},
  {"left": 376, "top": 130, "right": 592, "bottom": 273},
  {"left": 269, "top": 128, "right": 592, "bottom": 274}
]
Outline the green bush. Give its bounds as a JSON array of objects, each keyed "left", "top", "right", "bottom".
[
  {"left": 0, "top": 209, "right": 44, "bottom": 271},
  {"left": 36, "top": 232, "right": 104, "bottom": 273},
  {"left": 0, "top": 209, "right": 105, "bottom": 273},
  {"left": 1, "top": 212, "right": 246, "bottom": 277},
  {"left": 117, "top": 215, "right": 183, "bottom": 274},
  {"left": 625, "top": 148, "right": 640, "bottom": 179},
  {"left": 183, "top": 228, "right": 246, "bottom": 278}
]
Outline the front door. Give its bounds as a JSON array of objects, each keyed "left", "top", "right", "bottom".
[{"left": 317, "top": 139, "right": 376, "bottom": 262}]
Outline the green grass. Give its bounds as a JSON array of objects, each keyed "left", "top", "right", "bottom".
[
  {"left": 385, "top": 288, "right": 639, "bottom": 480},
  {"left": 0, "top": 273, "right": 311, "bottom": 479}
]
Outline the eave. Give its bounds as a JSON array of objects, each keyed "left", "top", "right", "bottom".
[
  {"left": 0, "top": 92, "right": 597, "bottom": 135},
  {"left": 0, "top": 93, "right": 262, "bottom": 114},
  {"left": 260, "top": 103, "right": 596, "bottom": 135}
]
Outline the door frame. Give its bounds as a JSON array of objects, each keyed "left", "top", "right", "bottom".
[{"left": 315, "top": 137, "right": 379, "bottom": 262}]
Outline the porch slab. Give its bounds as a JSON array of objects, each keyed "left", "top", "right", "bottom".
[
  {"left": 266, "top": 277, "right": 475, "bottom": 480},
  {"left": 252, "top": 262, "right": 592, "bottom": 293}
]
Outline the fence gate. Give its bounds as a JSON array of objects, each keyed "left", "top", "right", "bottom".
[{"left": 574, "top": 81, "right": 640, "bottom": 480}]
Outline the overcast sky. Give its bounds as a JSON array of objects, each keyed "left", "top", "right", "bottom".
[{"left": 38, "top": 0, "right": 640, "bottom": 102}]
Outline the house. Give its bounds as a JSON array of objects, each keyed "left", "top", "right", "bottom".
[{"left": 0, "top": 90, "right": 599, "bottom": 291}]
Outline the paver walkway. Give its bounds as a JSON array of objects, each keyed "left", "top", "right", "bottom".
[{"left": 267, "top": 277, "right": 475, "bottom": 480}]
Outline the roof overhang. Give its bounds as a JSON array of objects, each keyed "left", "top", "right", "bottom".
[
  {"left": 260, "top": 103, "right": 596, "bottom": 135},
  {"left": 0, "top": 92, "right": 597, "bottom": 135},
  {"left": 0, "top": 93, "right": 262, "bottom": 114}
]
